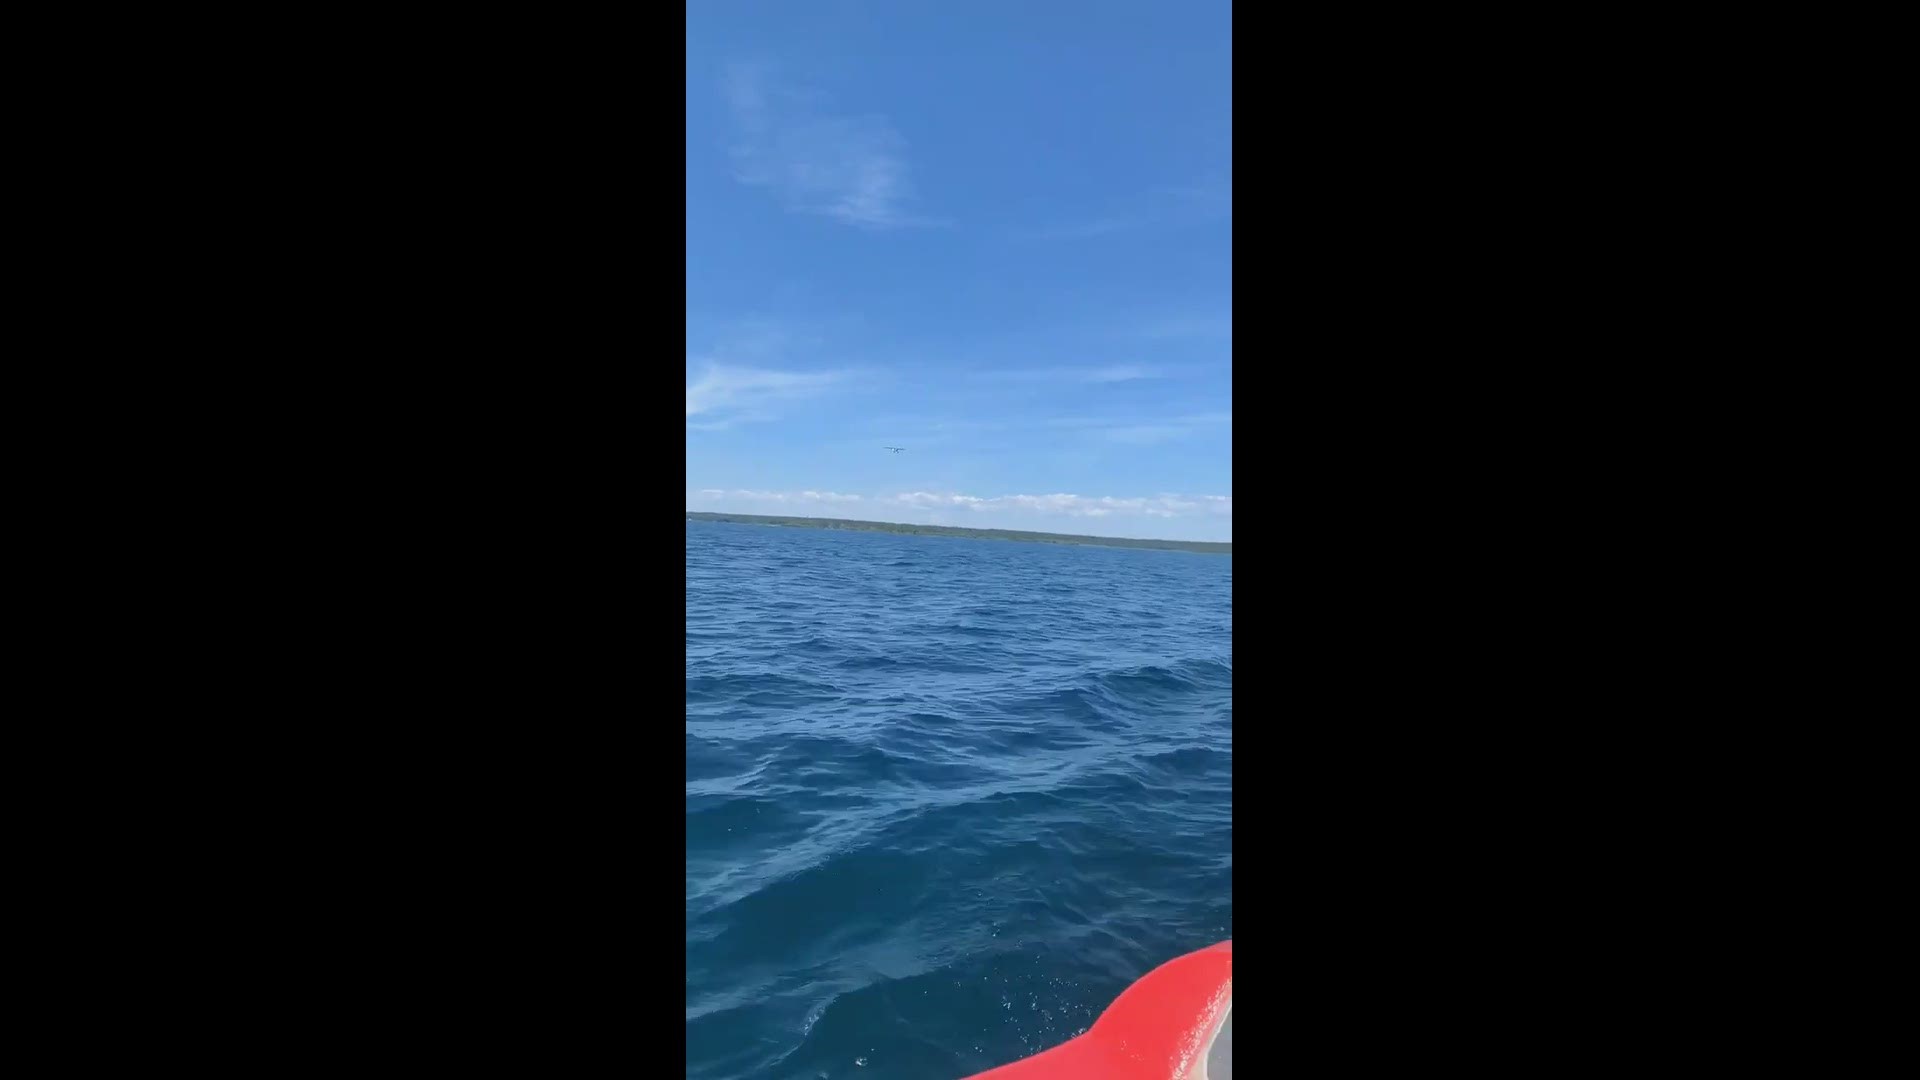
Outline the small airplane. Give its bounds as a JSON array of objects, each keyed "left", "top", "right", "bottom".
[{"left": 884, "top": 446, "right": 906, "bottom": 454}]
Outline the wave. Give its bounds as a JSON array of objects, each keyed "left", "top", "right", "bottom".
[{"left": 686, "top": 520, "right": 1231, "bottom": 1079}]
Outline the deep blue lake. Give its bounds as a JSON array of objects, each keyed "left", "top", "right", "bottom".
[{"left": 687, "top": 520, "right": 1232, "bottom": 1079}]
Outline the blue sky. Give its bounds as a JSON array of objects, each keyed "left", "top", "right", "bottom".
[{"left": 687, "top": 2, "right": 1232, "bottom": 542}]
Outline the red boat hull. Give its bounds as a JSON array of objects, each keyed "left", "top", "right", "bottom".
[{"left": 966, "top": 940, "right": 1232, "bottom": 1080}]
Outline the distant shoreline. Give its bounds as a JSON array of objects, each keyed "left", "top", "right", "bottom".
[{"left": 686, "top": 512, "right": 1231, "bottom": 555}]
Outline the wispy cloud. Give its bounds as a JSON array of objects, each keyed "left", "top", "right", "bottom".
[
  {"left": 685, "top": 363, "right": 844, "bottom": 422},
  {"left": 723, "top": 63, "right": 933, "bottom": 230},
  {"left": 1161, "top": 174, "right": 1232, "bottom": 221},
  {"left": 1018, "top": 174, "right": 1232, "bottom": 242},
  {"left": 861, "top": 414, "right": 1008, "bottom": 434},
  {"left": 696, "top": 489, "right": 864, "bottom": 504},
  {"left": 1043, "top": 409, "right": 1231, "bottom": 445},
  {"left": 891, "top": 491, "right": 1229, "bottom": 519},
  {"left": 1023, "top": 217, "right": 1138, "bottom": 240},
  {"left": 976, "top": 363, "right": 1183, "bottom": 384},
  {"left": 692, "top": 488, "right": 1230, "bottom": 519},
  {"left": 1086, "top": 363, "right": 1164, "bottom": 383},
  {"left": 1130, "top": 314, "right": 1233, "bottom": 342},
  {"left": 1096, "top": 425, "right": 1189, "bottom": 446}
]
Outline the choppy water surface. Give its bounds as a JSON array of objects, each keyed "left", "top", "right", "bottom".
[{"left": 687, "top": 521, "right": 1232, "bottom": 1079}]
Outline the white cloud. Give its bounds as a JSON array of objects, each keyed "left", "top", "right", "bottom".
[
  {"left": 976, "top": 363, "right": 1179, "bottom": 384},
  {"left": 1039, "top": 409, "right": 1231, "bottom": 444},
  {"left": 1131, "top": 314, "right": 1233, "bottom": 341},
  {"left": 690, "top": 488, "right": 1228, "bottom": 519},
  {"left": 1161, "top": 174, "right": 1233, "bottom": 221},
  {"left": 879, "top": 491, "right": 1229, "bottom": 519},
  {"left": 696, "top": 489, "right": 862, "bottom": 504},
  {"left": 723, "top": 64, "right": 932, "bottom": 230},
  {"left": 690, "top": 488, "right": 1231, "bottom": 540},
  {"left": 1099, "top": 425, "right": 1188, "bottom": 445},
  {"left": 1174, "top": 411, "right": 1234, "bottom": 426},
  {"left": 1022, "top": 217, "right": 1137, "bottom": 240},
  {"left": 685, "top": 364, "right": 843, "bottom": 421},
  {"left": 1018, "top": 174, "right": 1231, "bottom": 242},
  {"left": 1085, "top": 363, "right": 1166, "bottom": 383}
]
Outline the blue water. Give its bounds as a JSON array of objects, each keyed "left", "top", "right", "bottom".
[{"left": 686, "top": 521, "right": 1232, "bottom": 1079}]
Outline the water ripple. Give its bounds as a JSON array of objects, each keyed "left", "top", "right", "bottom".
[{"left": 687, "top": 521, "right": 1231, "bottom": 1079}]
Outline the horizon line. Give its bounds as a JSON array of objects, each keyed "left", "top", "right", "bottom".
[{"left": 685, "top": 510, "right": 1230, "bottom": 551}]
